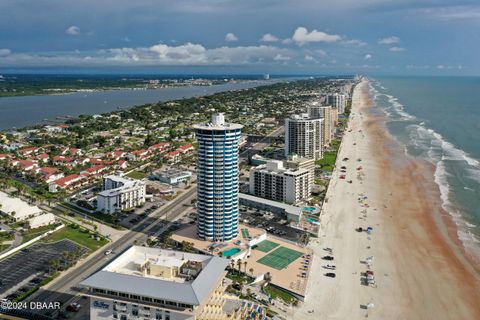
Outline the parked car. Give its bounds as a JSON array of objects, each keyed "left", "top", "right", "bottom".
[{"left": 325, "top": 273, "right": 336, "bottom": 278}]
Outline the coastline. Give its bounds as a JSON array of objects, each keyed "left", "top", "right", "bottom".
[{"left": 293, "top": 79, "right": 480, "bottom": 319}]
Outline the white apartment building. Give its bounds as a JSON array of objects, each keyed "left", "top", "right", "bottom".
[
  {"left": 326, "top": 93, "right": 347, "bottom": 114},
  {"left": 284, "top": 154, "right": 315, "bottom": 189},
  {"left": 284, "top": 114, "right": 324, "bottom": 160},
  {"left": 80, "top": 246, "right": 256, "bottom": 320},
  {"left": 97, "top": 175, "right": 146, "bottom": 214},
  {"left": 308, "top": 103, "right": 335, "bottom": 145},
  {"left": 249, "top": 160, "right": 311, "bottom": 204}
]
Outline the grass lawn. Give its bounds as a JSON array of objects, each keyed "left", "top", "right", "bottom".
[
  {"left": 257, "top": 247, "right": 304, "bottom": 270},
  {"left": 126, "top": 170, "right": 148, "bottom": 180},
  {"left": 226, "top": 272, "right": 253, "bottom": 284},
  {"left": 263, "top": 285, "right": 297, "bottom": 304},
  {"left": 254, "top": 240, "right": 280, "bottom": 253},
  {"left": 42, "top": 224, "right": 108, "bottom": 251},
  {"left": 315, "top": 151, "right": 337, "bottom": 171},
  {"left": 22, "top": 223, "right": 61, "bottom": 243},
  {"left": 59, "top": 202, "right": 123, "bottom": 229}
]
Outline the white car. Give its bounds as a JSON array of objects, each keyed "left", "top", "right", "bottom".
[{"left": 104, "top": 249, "right": 112, "bottom": 255}]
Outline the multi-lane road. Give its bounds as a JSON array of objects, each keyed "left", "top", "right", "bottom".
[{"left": 27, "top": 186, "right": 197, "bottom": 316}]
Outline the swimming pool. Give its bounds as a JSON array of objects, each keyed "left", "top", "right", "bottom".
[
  {"left": 305, "top": 217, "right": 320, "bottom": 224},
  {"left": 303, "top": 207, "right": 316, "bottom": 212},
  {"left": 223, "top": 247, "right": 241, "bottom": 258}
]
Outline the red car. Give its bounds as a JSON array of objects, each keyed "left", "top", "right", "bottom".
[{"left": 339, "top": 175, "right": 346, "bottom": 179}]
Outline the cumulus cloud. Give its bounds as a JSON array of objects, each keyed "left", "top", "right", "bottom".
[
  {"left": 389, "top": 46, "right": 405, "bottom": 52},
  {"left": 0, "top": 42, "right": 298, "bottom": 67},
  {"left": 0, "top": 48, "right": 12, "bottom": 56},
  {"left": 291, "top": 27, "right": 341, "bottom": 46},
  {"left": 273, "top": 54, "right": 291, "bottom": 61},
  {"left": 378, "top": 36, "right": 400, "bottom": 45},
  {"left": 260, "top": 33, "right": 279, "bottom": 42},
  {"left": 66, "top": 26, "right": 81, "bottom": 35},
  {"left": 225, "top": 33, "right": 238, "bottom": 42},
  {"left": 364, "top": 54, "right": 372, "bottom": 60}
]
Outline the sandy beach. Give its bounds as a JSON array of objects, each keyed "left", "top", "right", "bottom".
[{"left": 293, "top": 79, "right": 480, "bottom": 319}]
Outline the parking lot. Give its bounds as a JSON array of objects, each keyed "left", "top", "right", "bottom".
[
  {"left": 239, "top": 204, "right": 308, "bottom": 244},
  {"left": 0, "top": 240, "right": 88, "bottom": 300}
]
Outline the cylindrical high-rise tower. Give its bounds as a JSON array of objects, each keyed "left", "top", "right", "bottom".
[{"left": 193, "top": 113, "right": 243, "bottom": 241}]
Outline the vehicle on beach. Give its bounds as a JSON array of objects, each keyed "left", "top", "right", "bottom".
[
  {"left": 340, "top": 175, "right": 346, "bottom": 179},
  {"left": 322, "top": 256, "right": 334, "bottom": 260},
  {"left": 325, "top": 273, "right": 336, "bottom": 278},
  {"left": 343, "top": 157, "right": 349, "bottom": 161},
  {"left": 340, "top": 166, "right": 347, "bottom": 169}
]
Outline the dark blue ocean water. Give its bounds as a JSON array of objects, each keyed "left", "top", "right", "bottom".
[{"left": 370, "top": 76, "right": 480, "bottom": 252}]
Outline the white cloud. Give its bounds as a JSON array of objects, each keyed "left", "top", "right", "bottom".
[
  {"left": 282, "top": 38, "right": 293, "bottom": 45},
  {"left": 378, "top": 36, "right": 400, "bottom": 45},
  {"left": 66, "top": 26, "right": 81, "bottom": 35},
  {"left": 0, "top": 42, "right": 298, "bottom": 67},
  {"left": 260, "top": 33, "right": 279, "bottom": 42},
  {"left": 343, "top": 39, "right": 367, "bottom": 46},
  {"left": 291, "top": 27, "right": 341, "bottom": 46},
  {"left": 225, "top": 33, "right": 238, "bottom": 42},
  {"left": 273, "top": 54, "right": 291, "bottom": 61},
  {"left": 364, "top": 54, "right": 372, "bottom": 60},
  {"left": 389, "top": 46, "right": 405, "bottom": 52},
  {"left": 0, "top": 48, "right": 11, "bottom": 56},
  {"left": 315, "top": 49, "right": 327, "bottom": 57}
]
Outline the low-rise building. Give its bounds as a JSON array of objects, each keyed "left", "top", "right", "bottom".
[
  {"left": 80, "top": 246, "right": 244, "bottom": 320},
  {"left": 151, "top": 169, "right": 193, "bottom": 185},
  {"left": 97, "top": 175, "right": 146, "bottom": 214},
  {"left": 249, "top": 160, "right": 311, "bottom": 204}
]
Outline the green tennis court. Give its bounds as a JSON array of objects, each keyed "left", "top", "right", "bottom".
[
  {"left": 254, "top": 240, "right": 279, "bottom": 253},
  {"left": 257, "top": 247, "right": 304, "bottom": 270}
]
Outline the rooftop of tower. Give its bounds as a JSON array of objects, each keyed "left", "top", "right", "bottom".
[{"left": 193, "top": 113, "right": 243, "bottom": 131}]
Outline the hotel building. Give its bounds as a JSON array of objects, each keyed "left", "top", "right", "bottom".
[
  {"left": 193, "top": 114, "right": 243, "bottom": 242},
  {"left": 80, "top": 246, "right": 249, "bottom": 320},
  {"left": 284, "top": 114, "right": 324, "bottom": 160},
  {"left": 97, "top": 174, "right": 146, "bottom": 214},
  {"left": 249, "top": 160, "right": 311, "bottom": 204}
]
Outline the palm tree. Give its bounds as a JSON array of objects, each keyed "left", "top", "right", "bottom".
[
  {"left": 249, "top": 268, "right": 254, "bottom": 277},
  {"left": 236, "top": 259, "right": 242, "bottom": 275},
  {"left": 243, "top": 261, "right": 248, "bottom": 274},
  {"left": 230, "top": 259, "right": 235, "bottom": 272}
]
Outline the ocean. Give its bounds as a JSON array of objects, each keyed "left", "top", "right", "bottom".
[{"left": 369, "top": 76, "right": 480, "bottom": 255}]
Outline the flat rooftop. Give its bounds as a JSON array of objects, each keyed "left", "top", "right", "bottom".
[
  {"left": 239, "top": 193, "right": 302, "bottom": 217},
  {"left": 80, "top": 246, "right": 229, "bottom": 305},
  {"left": 0, "top": 191, "right": 43, "bottom": 219}
]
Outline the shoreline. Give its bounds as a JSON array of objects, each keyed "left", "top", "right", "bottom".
[
  {"left": 367, "top": 80, "right": 480, "bottom": 277},
  {"left": 293, "top": 79, "right": 480, "bottom": 319}
]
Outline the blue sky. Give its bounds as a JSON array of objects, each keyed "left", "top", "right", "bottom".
[{"left": 0, "top": 0, "right": 479, "bottom": 75}]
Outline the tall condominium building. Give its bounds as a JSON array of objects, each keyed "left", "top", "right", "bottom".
[
  {"left": 97, "top": 174, "right": 146, "bottom": 214},
  {"left": 80, "top": 246, "right": 253, "bottom": 320},
  {"left": 284, "top": 154, "right": 315, "bottom": 189},
  {"left": 308, "top": 104, "right": 335, "bottom": 145},
  {"left": 326, "top": 93, "right": 347, "bottom": 114},
  {"left": 284, "top": 114, "right": 324, "bottom": 160},
  {"left": 193, "top": 113, "right": 243, "bottom": 242},
  {"left": 249, "top": 160, "right": 311, "bottom": 204}
]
